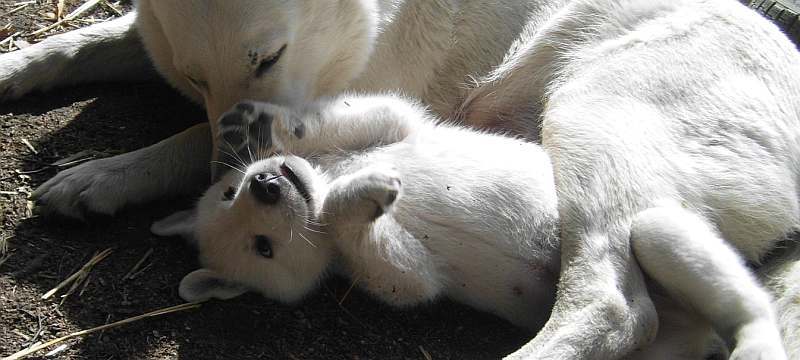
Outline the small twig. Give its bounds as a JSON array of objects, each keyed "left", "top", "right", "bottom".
[
  {"left": 1, "top": 3, "right": 30, "bottom": 17},
  {"left": 20, "top": 139, "right": 37, "bottom": 155},
  {"left": 122, "top": 248, "right": 153, "bottom": 281},
  {"left": 0, "top": 251, "right": 14, "bottom": 269},
  {"left": 42, "top": 248, "right": 112, "bottom": 300},
  {"left": 338, "top": 273, "right": 361, "bottom": 305},
  {"left": 25, "top": 314, "right": 44, "bottom": 349},
  {"left": 100, "top": 0, "right": 123, "bottom": 16},
  {"left": 29, "top": 0, "right": 103, "bottom": 37},
  {"left": 0, "top": 235, "right": 12, "bottom": 254},
  {"left": 56, "top": 0, "right": 66, "bottom": 20},
  {"left": 78, "top": 273, "right": 92, "bottom": 297},
  {"left": 95, "top": 314, "right": 111, "bottom": 344},
  {"left": 44, "top": 344, "right": 68, "bottom": 357},
  {"left": 11, "top": 330, "right": 30, "bottom": 341},
  {"left": 419, "top": 345, "right": 433, "bottom": 360},
  {"left": 0, "top": 32, "right": 21, "bottom": 47},
  {"left": 127, "top": 262, "right": 153, "bottom": 280},
  {"left": 1, "top": 302, "right": 203, "bottom": 360}
]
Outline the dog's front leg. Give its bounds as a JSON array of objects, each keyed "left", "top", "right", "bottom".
[
  {"left": 32, "top": 122, "right": 212, "bottom": 220},
  {"left": 0, "top": 12, "right": 153, "bottom": 101}
]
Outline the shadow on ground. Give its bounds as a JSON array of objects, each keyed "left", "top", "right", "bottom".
[{"left": 0, "top": 81, "right": 531, "bottom": 359}]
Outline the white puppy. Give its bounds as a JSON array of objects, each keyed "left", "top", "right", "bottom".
[{"left": 154, "top": 94, "right": 784, "bottom": 359}]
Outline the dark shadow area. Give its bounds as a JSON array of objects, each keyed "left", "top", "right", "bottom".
[{"left": 0, "top": 81, "right": 531, "bottom": 359}]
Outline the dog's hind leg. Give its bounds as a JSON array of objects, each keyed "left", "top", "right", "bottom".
[
  {"left": 631, "top": 206, "right": 786, "bottom": 360},
  {"left": 757, "top": 240, "right": 800, "bottom": 359},
  {"left": 0, "top": 12, "right": 153, "bottom": 101},
  {"left": 507, "top": 225, "right": 659, "bottom": 360}
]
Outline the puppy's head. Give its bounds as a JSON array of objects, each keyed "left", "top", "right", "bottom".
[
  {"left": 152, "top": 155, "right": 334, "bottom": 303},
  {"left": 135, "top": 0, "right": 378, "bottom": 122}
]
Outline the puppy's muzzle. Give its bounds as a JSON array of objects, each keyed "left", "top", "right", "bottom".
[{"left": 250, "top": 173, "right": 281, "bottom": 205}]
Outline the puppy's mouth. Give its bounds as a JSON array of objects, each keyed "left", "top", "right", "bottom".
[{"left": 279, "top": 163, "right": 312, "bottom": 203}]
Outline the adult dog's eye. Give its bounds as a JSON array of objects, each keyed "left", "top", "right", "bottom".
[
  {"left": 222, "top": 187, "right": 236, "bottom": 201},
  {"left": 254, "top": 235, "right": 273, "bottom": 258},
  {"left": 255, "top": 45, "right": 287, "bottom": 77}
]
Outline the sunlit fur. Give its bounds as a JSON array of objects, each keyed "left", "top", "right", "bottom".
[
  {"left": 158, "top": 94, "right": 792, "bottom": 359},
  {"left": 2, "top": 0, "right": 800, "bottom": 358}
]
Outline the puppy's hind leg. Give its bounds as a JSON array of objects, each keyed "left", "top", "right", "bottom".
[
  {"left": 0, "top": 12, "right": 152, "bottom": 101},
  {"left": 631, "top": 206, "right": 786, "bottom": 360}
]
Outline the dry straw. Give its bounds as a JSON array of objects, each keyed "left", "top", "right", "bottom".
[{"left": 2, "top": 302, "right": 203, "bottom": 360}]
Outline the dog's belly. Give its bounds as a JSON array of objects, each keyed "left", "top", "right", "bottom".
[{"left": 444, "top": 253, "right": 557, "bottom": 330}]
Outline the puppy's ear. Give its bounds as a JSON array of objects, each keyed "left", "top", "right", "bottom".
[
  {"left": 179, "top": 269, "right": 248, "bottom": 302},
  {"left": 151, "top": 210, "right": 197, "bottom": 241}
]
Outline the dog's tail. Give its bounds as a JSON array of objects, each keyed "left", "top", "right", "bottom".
[{"left": 758, "top": 239, "right": 800, "bottom": 359}]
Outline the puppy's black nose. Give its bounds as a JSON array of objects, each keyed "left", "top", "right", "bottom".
[{"left": 250, "top": 173, "right": 281, "bottom": 205}]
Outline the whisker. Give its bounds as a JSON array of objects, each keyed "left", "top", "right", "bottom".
[
  {"left": 297, "top": 231, "right": 318, "bottom": 248},
  {"left": 220, "top": 150, "right": 247, "bottom": 170},
  {"left": 242, "top": 128, "right": 255, "bottom": 165},
  {"left": 223, "top": 138, "right": 250, "bottom": 167},
  {"left": 258, "top": 121, "right": 267, "bottom": 161},
  {"left": 211, "top": 161, "right": 246, "bottom": 175},
  {"left": 303, "top": 225, "right": 327, "bottom": 235},
  {"left": 217, "top": 147, "right": 247, "bottom": 169},
  {"left": 303, "top": 226, "right": 327, "bottom": 234}
]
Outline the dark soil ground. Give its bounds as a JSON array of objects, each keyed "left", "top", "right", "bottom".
[{"left": 0, "top": 1, "right": 531, "bottom": 359}]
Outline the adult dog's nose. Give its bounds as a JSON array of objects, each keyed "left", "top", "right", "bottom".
[{"left": 250, "top": 173, "right": 281, "bottom": 205}]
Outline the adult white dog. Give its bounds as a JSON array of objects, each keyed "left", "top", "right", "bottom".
[{"left": 2, "top": 0, "right": 799, "bottom": 359}]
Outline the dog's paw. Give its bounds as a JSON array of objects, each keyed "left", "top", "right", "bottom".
[
  {"left": 0, "top": 53, "right": 30, "bottom": 102},
  {"left": 730, "top": 337, "right": 786, "bottom": 360},
  {"left": 31, "top": 157, "right": 133, "bottom": 220},
  {"left": 729, "top": 322, "right": 787, "bottom": 360},
  {"left": 0, "top": 48, "right": 57, "bottom": 102},
  {"left": 350, "top": 168, "right": 402, "bottom": 218}
]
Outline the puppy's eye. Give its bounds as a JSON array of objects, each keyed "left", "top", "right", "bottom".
[
  {"left": 222, "top": 187, "right": 236, "bottom": 201},
  {"left": 254, "top": 235, "right": 273, "bottom": 258},
  {"left": 255, "top": 44, "right": 287, "bottom": 78}
]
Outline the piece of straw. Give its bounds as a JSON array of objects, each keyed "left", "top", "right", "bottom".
[
  {"left": 2, "top": 302, "right": 203, "bottom": 360},
  {"left": 122, "top": 248, "right": 153, "bottom": 280},
  {"left": 42, "top": 248, "right": 112, "bottom": 300},
  {"left": 29, "top": 0, "right": 103, "bottom": 37}
]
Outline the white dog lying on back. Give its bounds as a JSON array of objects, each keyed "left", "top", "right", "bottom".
[{"left": 153, "top": 94, "right": 786, "bottom": 359}]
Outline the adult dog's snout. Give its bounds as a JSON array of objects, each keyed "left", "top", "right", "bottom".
[{"left": 250, "top": 173, "right": 281, "bottom": 205}]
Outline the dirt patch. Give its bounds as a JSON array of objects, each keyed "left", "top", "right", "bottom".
[{"left": 0, "top": 2, "right": 529, "bottom": 359}]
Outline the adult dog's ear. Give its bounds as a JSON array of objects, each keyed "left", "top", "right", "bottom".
[
  {"left": 151, "top": 209, "right": 197, "bottom": 242},
  {"left": 179, "top": 269, "right": 248, "bottom": 302}
]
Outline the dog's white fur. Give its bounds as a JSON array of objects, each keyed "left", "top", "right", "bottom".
[
  {"left": 153, "top": 94, "right": 740, "bottom": 359},
  {"left": 3, "top": 0, "right": 800, "bottom": 358}
]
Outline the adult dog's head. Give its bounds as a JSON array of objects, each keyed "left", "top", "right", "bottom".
[{"left": 136, "top": 0, "right": 378, "bottom": 123}]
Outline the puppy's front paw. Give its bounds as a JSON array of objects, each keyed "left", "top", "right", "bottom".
[
  {"left": 31, "top": 157, "right": 132, "bottom": 220},
  {"left": 351, "top": 168, "right": 402, "bottom": 218},
  {"left": 216, "top": 101, "right": 303, "bottom": 159}
]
